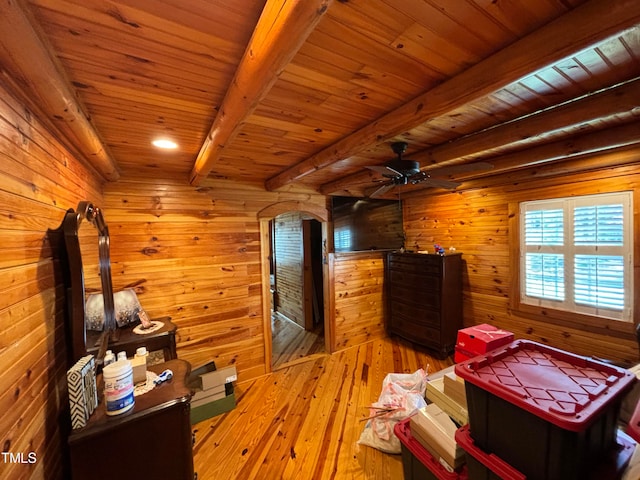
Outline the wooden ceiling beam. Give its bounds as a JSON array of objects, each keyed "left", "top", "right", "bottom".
[
  {"left": 320, "top": 76, "right": 640, "bottom": 195},
  {"left": 0, "top": 0, "right": 120, "bottom": 181},
  {"left": 437, "top": 144, "right": 640, "bottom": 194},
  {"left": 398, "top": 121, "right": 640, "bottom": 196},
  {"left": 267, "top": 0, "right": 640, "bottom": 192},
  {"left": 421, "top": 76, "right": 640, "bottom": 167},
  {"left": 189, "top": 0, "right": 333, "bottom": 186}
]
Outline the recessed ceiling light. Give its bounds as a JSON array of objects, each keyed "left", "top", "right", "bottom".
[{"left": 152, "top": 138, "right": 178, "bottom": 149}]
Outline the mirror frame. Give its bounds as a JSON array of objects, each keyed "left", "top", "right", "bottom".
[{"left": 63, "top": 201, "right": 116, "bottom": 361}]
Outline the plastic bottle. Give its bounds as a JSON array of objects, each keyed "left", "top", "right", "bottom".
[
  {"left": 132, "top": 346, "right": 149, "bottom": 384},
  {"left": 117, "top": 351, "right": 127, "bottom": 362},
  {"left": 135, "top": 346, "right": 148, "bottom": 361},
  {"left": 103, "top": 359, "right": 135, "bottom": 415},
  {"left": 103, "top": 350, "right": 115, "bottom": 366}
]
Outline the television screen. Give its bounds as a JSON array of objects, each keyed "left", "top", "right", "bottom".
[{"left": 331, "top": 196, "right": 404, "bottom": 252}]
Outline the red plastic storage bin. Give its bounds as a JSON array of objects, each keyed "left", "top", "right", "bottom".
[
  {"left": 455, "top": 424, "right": 636, "bottom": 480},
  {"left": 454, "top": 340, "right": 636, "bottom": 480},
  {"left": 394, "top": 418, "right": 468, "bottom": 480}
]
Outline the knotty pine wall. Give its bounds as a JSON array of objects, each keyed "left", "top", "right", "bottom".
[
  {"left": 273, "top": 212, "right": 305, "bottom": 328},
  {"left": 101, "top": 177, "right": 328, "bottom": 380},
  {"left": 403, "top": 162, "right": 640, "bottom": 365},
  {"left": 331, "top": 251, "right": 386, "bottom": 349},
  {"left": 0, "top": 80, "right": 104, "bottom": 480}
]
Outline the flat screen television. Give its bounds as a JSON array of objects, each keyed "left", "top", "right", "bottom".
[{"left": 331, "top": 196, "right": 403, "bottom": 252}]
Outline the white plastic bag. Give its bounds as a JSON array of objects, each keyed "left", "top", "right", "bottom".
[{"left": 357, "top": 369, "right": 428, "bottom": 454}]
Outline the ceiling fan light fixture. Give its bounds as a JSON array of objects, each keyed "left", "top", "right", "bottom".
[{"left": 152, "top": 138, "right": 178, "bottom": 149}]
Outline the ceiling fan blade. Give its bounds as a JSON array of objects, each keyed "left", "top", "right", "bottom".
[
  {"left": 428, "top": 161, "right": 494, "bottom": 178},
  {"left": 366, "top": 165, "right": 403, "bottom": 177},
  {"left": 368, "top": 182, "right": 396, "bottom": 198},
  {"left": 409, "top": 172, "right": 460, "bottom": 189},
  {"left": 421, "top": 178, "right": 461, "bottom": 189}
]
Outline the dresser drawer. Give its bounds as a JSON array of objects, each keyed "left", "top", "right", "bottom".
[
  {"left": 389, "top": 300, "right": 441, "bottom": 327},
  {"left": 388, "top": 284, "right": 441, "bottom": 310},
  {"left": 388, "top": 255, "right": 442, "bottom": 275},
  {"left": 388, "top": 269, "right": 441, "bottom": 291},
  {"left": 389, "top": 314, "right": 441, "bottom": 347}
]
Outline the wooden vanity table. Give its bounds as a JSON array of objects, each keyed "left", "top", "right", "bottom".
[
  {"left": 68, "top": 359, "right": 194, "bottom": 480},
  {"left": 52, "top": 203, "right": 194, "bottom": 478}
]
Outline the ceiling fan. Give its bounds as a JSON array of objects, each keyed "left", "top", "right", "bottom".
[{"left": 365, "top": 142, "right": 492, "bottom": 198}]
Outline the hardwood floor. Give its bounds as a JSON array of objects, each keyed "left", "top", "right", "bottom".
[
  {"left": 192, "top": 336, "right": 453, "bottom": 480},
  {"left": 271, "top": 312, "right": 326, "bottom": 370}
]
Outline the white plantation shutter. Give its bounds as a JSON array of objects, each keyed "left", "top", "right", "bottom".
[
  {"left": 335, "top": 227, "right": 352, "bottom": 251},
  {"left": 520, "top": 192, "right": 632, "bottom": 322}
]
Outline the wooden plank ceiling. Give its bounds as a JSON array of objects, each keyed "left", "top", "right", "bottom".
[{"left": 2, "top": 0, "right": 640, "bottom": 197}]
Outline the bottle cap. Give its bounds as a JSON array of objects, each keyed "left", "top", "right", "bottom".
[
  {"left": 117, "top": 351, "right": 127, "bottom": 361},
  {"left": 136, "top": 347, "right": 148, "bottom": 357}
]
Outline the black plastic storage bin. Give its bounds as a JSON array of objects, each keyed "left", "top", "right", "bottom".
[
  {"left": 454, "top": 425, "right": 525, "bottom": 480},
  {"left": 455, "top": 424, "right": 636, "bottom": 480},
  {"left": 455, "top": 340, "right": 636, "bottom": 480},
  {"left": 394, "top": 418, "right": 468, "bottom": 480}
]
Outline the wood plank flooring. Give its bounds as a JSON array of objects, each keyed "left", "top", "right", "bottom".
[
  {"left": 192, "top": 336, "right": 453, "bottom": 480},
  {"left": 271, "top": 312, "right": 325, "bottom": 370}
]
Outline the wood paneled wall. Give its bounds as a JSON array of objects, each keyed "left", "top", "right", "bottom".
[
  {"left": 404, "top": 162, "right": 640, "bottom": 365},
  {"left": 273, "top": 212, "right": 305, "bottom": 327},
  {"left": 0, "top": 80, "right": 104, "bottom": 480},
  {"left": 102, "top": 177, "right": 327, "bottom": 380},
  {"left": 331, "top": 251, "right": 387, "bottom": 349}
]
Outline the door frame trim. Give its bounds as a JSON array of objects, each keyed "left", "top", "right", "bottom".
[{"left": 258, "top": 201, "right": 332, "bottom": 374}]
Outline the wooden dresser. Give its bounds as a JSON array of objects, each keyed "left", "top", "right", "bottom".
[
  {"left": 68, "top": 359, "right": 194, "bottom": 480},
  {"left": 385, "top": 252, "right": 462, "bottom": 358}
]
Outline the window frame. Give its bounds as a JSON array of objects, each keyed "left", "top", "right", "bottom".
[{"left": 509, "top": 190, "right": 638, "bottom": 337}]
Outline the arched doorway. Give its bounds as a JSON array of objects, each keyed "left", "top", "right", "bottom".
[{"left": 258, "top": 201, "right": 333, "bottom": 372}]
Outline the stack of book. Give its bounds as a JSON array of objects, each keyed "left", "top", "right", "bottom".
[{"left": 67, "top": 355, "right": 98, "bottom": 429}]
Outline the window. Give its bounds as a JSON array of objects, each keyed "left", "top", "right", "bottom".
[
  {"left": 334, "top": 226, "right": 352, "bottom": 251},
  {"left": 519, "top": 192, "right": 633, "bottom": 322}
]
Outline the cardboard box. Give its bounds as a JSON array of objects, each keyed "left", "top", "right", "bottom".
[
  {"left": 455, "top": 324, "right": 513, "bottom": 361},
  {"left": 426, "top": 377, "right": 468, "bottom": 426},
  {"left": 189, "top": 362, "right": 237, "bottom": 389},
  {"left": 191, "top": 382, "right": 226, "bottom": 404},
  {"left": 453, "top": 347, "right": 475, "bottom": 364},
  {"left": 188, "top": 361, "right": 238, "bottom": 424},
  {"left": 190, "top": 383, "right": 236, "bottom": 424},
  {"left": 443, "top": 372, "right": 466, "bottom": 408},
  {"left": 410, "top": 404, "right": 465, "bottom": 470},
  {"left": 201, "top": 365, "right": 237, "bottom": 391},
  {"left": 395, "top": 418, "right": 468, "bottom": 480},
  {"left": 130, "top": 355, "right": 147, "bottom": 384},
  {"left": 188, "top": 361, "right": 217, "bottom": 390}
]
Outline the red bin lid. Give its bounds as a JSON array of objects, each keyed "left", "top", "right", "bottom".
[{"left": 454, "top": 340, "right": 637, "bottom": 431}]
